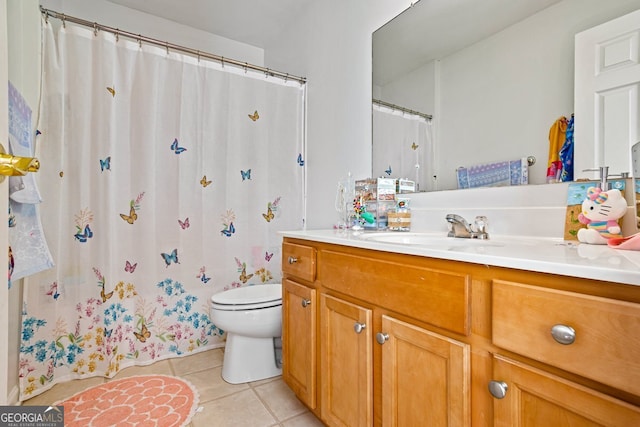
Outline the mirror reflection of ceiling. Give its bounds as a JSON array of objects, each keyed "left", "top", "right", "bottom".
[{"left": 373, "top": 0, "right": 563, "bottom": 88}]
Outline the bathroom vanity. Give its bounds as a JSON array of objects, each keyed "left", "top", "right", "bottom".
[{"left": 281, "top": 230, "right": 640, "bottom": 427}]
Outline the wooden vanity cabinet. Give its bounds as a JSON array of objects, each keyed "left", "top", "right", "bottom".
[{"left": 282, "top": 237, "right": 640, "bottom": 426}]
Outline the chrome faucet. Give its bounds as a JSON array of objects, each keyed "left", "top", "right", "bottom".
[{"left": 446, "top": 214, "right": 489, "bottom": 239}]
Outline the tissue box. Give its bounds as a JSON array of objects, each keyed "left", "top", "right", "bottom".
[{"left": 355, "top": 178, "right": 396, "bottom": 229}]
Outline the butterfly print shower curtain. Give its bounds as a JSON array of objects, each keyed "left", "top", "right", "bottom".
[{"left": 19, "top": 19, "right": 305, "bottom": 400}]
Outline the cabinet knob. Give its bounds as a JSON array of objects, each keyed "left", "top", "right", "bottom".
[
  {"left": 301, "top": 299, "right": 311, "bottom": 308},
  {"left": 353, "top": 322, "right": 366, "bottom": 334},
  {"left": 550, "top": 324, "right": 576, "bottom": 345},
  {"left": 488, "top": 380, "right": 508, "bottom": 399},
  {"left": 288, "top": 256, "right": 298, "bottom": 264},
  {"left": 376, "top": 332, "right": 389, "bottom": 345}
]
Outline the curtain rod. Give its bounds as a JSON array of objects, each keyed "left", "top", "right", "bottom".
[
  {"left": 39, "top": 6, "right": 307, "bottom": 85},
  {"left": 372, "top": 99, "right": 432, "bottom": 120}
]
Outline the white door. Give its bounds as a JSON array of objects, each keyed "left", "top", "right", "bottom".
[
  {"left": 574, "top": 8, "right": 640, "bottom": 179},
  {"left": 0, "top": 0, "right": 13, "bottom": 405}
]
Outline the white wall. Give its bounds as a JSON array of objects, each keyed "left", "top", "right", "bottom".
[
  {"left": 39, "top": 0, "right": 264, "bottom": 66},
  {"left": 375, "top": 61, "right": 436, "bottom": 118},
  {"left": 0, "top": 0, "right": 12, "bottom": 406},
  {"left": 265, "top": 1, "right": 412, "bottom": 229}
]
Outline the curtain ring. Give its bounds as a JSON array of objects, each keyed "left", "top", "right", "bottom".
[
  {"left": 93, "top": 23, "right": 98, "bottom": 37},
  {"left": 284, "top": 73, "right": 289, "bottom": 83},
  {"left": 265, "top": 68, "right": 270, "bottom": 79},
  {"left": 197, "top": 50, "right": 200, "bottom": 62},
  {"left": 138, "top": 35, "right": 142, "bottom": 49},
  {"left": 244, "top": 62, "right": 248, "bottom": 73},
  {"left": 166, "top": 42, "right": 169, "bottom": 55},
  {"left": 61, "top": 14, "right": 66, "bottom": 28},
  {"left": 115, "top": 29, "right": 119, "bottom": 42},
  {"left": 221, "top": 56, "right": 224, "bottom": 68}
]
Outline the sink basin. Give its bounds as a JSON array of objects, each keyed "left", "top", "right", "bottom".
[{"left": 357, "top": 232, "right": 505, "bottom": 247}]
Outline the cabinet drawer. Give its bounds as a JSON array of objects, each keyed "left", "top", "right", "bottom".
[
  {"left": 492, "top": 280, "right": 640, "bottom": 396},
  {"left": 282, "top": 242, "right": 317, "bottom": 282},
  {"left": 321, "top": 250, "right": 470, "bottom": 335}
]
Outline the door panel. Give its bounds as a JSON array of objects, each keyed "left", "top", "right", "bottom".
[
  {"left": 320, "top": 294, "right": 372, "bottom": 427},
  {"left": 381, "top": 315, "right": 470, "bottom": 427},
  {"left": 575, "top": 8, "right": 640, "bottom": 176},
  {"left": 282, "top": 279, "right": 317, "bottom": 409}
]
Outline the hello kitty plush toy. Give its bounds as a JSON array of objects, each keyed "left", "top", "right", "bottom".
[{"left": 577, "top": 187, "right": 627, "bottom": 244}]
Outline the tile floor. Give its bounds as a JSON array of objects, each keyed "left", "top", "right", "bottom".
[{"left": 23, "top": 348, "right": 325, "bottom": 427}]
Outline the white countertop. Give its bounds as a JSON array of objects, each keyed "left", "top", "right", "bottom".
[{"left": 280, "top": 229, "right": 640, "bottom": 287}]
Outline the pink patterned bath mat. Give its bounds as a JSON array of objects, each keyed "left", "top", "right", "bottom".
[{"left": 55, "top": 375, "right": 199, "bottom": 427}]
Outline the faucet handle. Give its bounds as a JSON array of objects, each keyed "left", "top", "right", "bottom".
[{"left": 474, "top": 216, "right": 488, "bottom": 234}]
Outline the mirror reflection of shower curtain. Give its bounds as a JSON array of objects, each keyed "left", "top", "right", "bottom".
[{"left": 372, "top": 104, "right": 434, "bottom": 192}]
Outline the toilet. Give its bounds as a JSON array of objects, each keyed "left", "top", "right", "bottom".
[{"left": 210, "top": 283, "right": 283, "bottom": 384}]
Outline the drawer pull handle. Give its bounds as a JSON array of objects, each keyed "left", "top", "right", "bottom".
[
  {"left": 288, "top": 256, "right": 298, "bottom": 264},
  {"left": 376, "top": 332, "right": 389, "bottom": 345},
  {"left": 551, "top": 324, "right": 576, "bottom": 345},
  {"left": 353, "top": 322, "right": 366, "bottom": 334},
  {"left": 488, "top": 380, "right": 508, "bottom": 399},
  {"left": 301, "top": 299, "right": 311, "bottom": 308}
]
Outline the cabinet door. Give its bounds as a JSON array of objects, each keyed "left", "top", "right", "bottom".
[
  {"left": 380, "top": 315, "right": 470, "bottom": 427},
  {"left": 491, "top": 355, "right": 640, "bottom": 427},
  {"left": 321, "top": 294, "right": 373, "bottom": 427},
  {"left": 282, "top": 279, "right": 317, "bottom": 409}
]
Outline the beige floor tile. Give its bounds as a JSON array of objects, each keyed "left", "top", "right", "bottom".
[
  {"left": 191, "top": 389, "right": 277, "bottom": 427},
  {"left": 254, "top": 378, "right": 307, "bottom": 422},
  {"left": 281, "top": 411, "right": 325, "bottom": 427},
  {"left": 250, "top": 375, "right": 281, "bottom": 388},
  {"left": 109, "top": 359, "right": 173, "bottom": 379},
  {"left": 22, "top": 376, "right": 106, "bottom": 406},
  {"left": 183, "top": 366, "right": 248, "bottom": 403},
  {"left": 172, "top": 348, "right": 224, "bottom": 376}
]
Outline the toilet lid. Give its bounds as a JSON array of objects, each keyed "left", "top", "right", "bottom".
[{"left": 211, "top": 283, "right": 282, "bottom": 306}]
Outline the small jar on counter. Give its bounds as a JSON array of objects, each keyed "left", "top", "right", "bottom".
[{"left": 387, "top": 198, "right": 411, "bottom": 231}]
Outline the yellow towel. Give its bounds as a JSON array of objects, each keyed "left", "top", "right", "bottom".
[{"left": 546, "top": 116, "right": 568, "bottom": 183}]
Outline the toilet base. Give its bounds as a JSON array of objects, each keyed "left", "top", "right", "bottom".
[{"left": 221, "top": 333, "right": 282, "bottom": 384}]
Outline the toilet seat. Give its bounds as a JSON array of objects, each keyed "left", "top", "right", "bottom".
[{"left": 211, "top": 284, "right": 282, "bottom": 311}]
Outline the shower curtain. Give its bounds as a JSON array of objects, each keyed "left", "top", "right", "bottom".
[
  {"left": 19, "top": 19, "right": 305, "bottom": 400},
  {"left": 372, "top": 104, "right": 434, "bottom": 192}
]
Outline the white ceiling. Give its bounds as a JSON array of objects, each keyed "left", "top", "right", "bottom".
[{"left": 106, "top": 0, "right": 314, "bottom": 49}]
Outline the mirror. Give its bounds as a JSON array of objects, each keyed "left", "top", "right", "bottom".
[{"left": 372, "top": 0, "right": 639, "bottom": 192}]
